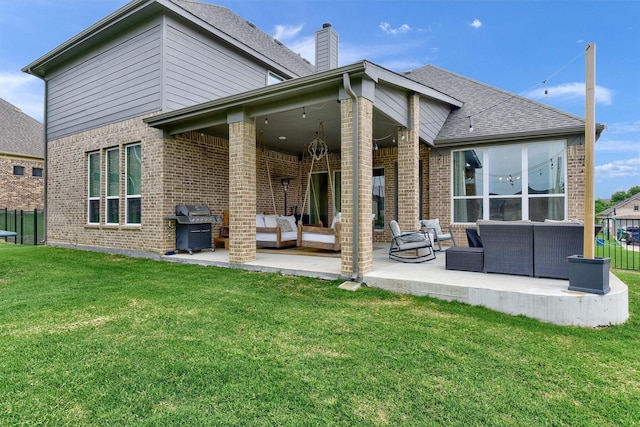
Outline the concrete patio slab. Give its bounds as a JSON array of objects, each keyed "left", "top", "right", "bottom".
[{"left": 162, "top": 245, "right": 629, "bottom": 328}]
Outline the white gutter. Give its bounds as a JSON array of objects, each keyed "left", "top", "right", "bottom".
[{"left": 342, "top": 73, "right": 359, "bottom": 281}]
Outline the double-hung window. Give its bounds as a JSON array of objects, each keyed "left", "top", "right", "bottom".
[
  {"left": 106, "top": 148, "right": 120, "bottom": 224},
  {"left": 125, "top": 144, "right": 142, "bottom": 225},
  {"left": 88, "top": 152, "right": 100, "bottom": 224},
  {"left": 453, "top": 140, "right": 566, "bottom": 222}
]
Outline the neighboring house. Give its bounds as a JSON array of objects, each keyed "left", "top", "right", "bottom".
[
  {"left": 599, "top": 193, "right": 640, "bottom": 219},
  {"left": 22, "top": 0, "right": 603, "bottom": 278},
  {"left": 0, "top": 98, "right": 44, "bottom": 211},
  {"left": 597, "top": 193, "right": 640, "bottom": 242}
]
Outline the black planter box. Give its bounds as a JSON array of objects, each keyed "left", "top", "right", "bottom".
[{"left": 567, "top": 255, "right": 610, "bottom": 295}]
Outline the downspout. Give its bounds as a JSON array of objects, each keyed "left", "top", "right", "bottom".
[
  {"left": 42, "top": 77, "right": 48, "bottom": 245},
  {"left": 342, "top": 73, "right": 359, "bottom": 281}
]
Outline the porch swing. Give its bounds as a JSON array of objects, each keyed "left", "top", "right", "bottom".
[
  {"left": 255, "top": 131, "right": 298, "bottom": 248},
  {"left": 297, "top": 123, "right": 341, "bottom": 251}
]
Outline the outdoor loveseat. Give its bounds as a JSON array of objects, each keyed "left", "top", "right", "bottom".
[{"left": 446, "top": 220, "right": 584, "bottom": 279}]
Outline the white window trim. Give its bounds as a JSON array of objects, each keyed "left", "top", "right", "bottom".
[
  {"left": 87, "top": 151, "right": 100, "bottom": 225},
  {"left": 451, "top": 140, "right": 567, "bottom": 223},
  {"left": 125, "top": 143, "right": 142, "bottom": 226},
  {"left": 105, "top": 148, "right": 120, "bottom": 225}
]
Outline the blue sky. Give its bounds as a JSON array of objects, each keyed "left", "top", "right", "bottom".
[{"left": 1, "top": 0, "right": 638, "bottom": 199}]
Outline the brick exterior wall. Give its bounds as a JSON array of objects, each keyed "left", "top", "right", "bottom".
[
  {"left": 567, "top": 143, "right": 586, "bottom": 221},
  {"left": 228, "top": 119, "right": 257, "bottom": 263},
  {"left": 47, "top": 115, "right": 169, "bottom": 252},
  {"left": 45, "top": 111, "right": 586, "bottom": 261},
  {"left": 396, "top": 94, "right": 420, "bottom": 231},
  {"left": 340, "top": 96, "right": 374, "bottom": 276},
  {"left": 429, "top": 140, "right": 586, "bottom": 246},
  {"left": 369, "top": 144, "right": 431, "bottom": 244},
  {"left": 0, "top": 155, "right": 44, "bottom": 211}
]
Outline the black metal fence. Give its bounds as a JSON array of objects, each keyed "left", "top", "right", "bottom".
[
  {"left": 0, "top": 208, "right": 45, "bottom": 245},
  {"left": 596, "top": 217, "right": 639, "bottom": 271}
]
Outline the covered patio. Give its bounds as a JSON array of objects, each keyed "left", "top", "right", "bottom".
[{"left": 161, "top": 245, "right": 629, "bottom": 328}]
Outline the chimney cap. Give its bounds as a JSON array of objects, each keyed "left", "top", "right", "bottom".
[{"left": 322, "top": 23, "right": 332, "bottom": 28}]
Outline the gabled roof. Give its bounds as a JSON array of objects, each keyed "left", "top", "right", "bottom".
[
  {"left": 23, "top": 0, "right": 314, "bottom": 79},
  {"left": 0, "top": 98, "right": 43, "bottom": 159},
  {"left": 169, "top": 0, "right": 314, "bottom": 78},
  {"left": 405, "top": 65, "right": 604, "bottom": 146},
  {"left": 599, "top": 193, "right": 640, "bottom": 216}
]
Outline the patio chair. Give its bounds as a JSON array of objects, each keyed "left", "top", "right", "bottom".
[
  {"left": 389, "top": 220, "right": 435, "bottom": 263},
  {"left": 421, "top": 218, "right": 456, "bottom": 251}
]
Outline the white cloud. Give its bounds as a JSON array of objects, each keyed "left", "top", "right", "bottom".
[
  {"left": 595, "top": 157, "right": 640, "bottom": 180},
  {"left": 273, "top": 24, "right": 304, "bottom": 42},
  {"left": 605, "top": 119, "right": 640, "bottom": 135},
  {"left": 286, "top": 36, "right": 315, "bottom": 64},
  {"left": 0, "top": 72, "right": 43, "bottom": 121},
  {"left": 525, "top": 82, "right": 613, "bottom": 106},
  {"left": 379, "top": 22, "right": 411, "bottom": 35},
  {"left": 596, "top": 138, "right": 640, "bottom": 153},
  {"left": 470, "top": 19, "right": 482, "bottom": 29}
]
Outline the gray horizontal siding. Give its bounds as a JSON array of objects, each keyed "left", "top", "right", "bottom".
[
  {"left": 164, "top": 19, "right": 268, "bottom": 111},
  {"left": 375, "top": 85, "right": 451, "bottom": 144},
  {"left": 47, "top": 21, "right": 163, "bottom": 140},
  {"left": 374, "top": 85, "right": 409, "bottom": 127},
  {"left": 419, "top": 99, "right": 450, "bottom": 144}
]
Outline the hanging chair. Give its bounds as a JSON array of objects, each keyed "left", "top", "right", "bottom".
[
  {"left": 297, "top": 123, "right": 341, "bottom": 251},
  {"left": 255, "top": 131, "right": 297, "bottom": 248}
]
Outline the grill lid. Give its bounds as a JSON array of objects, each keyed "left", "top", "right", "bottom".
[
  {"left": 176, "top": 204, "right": 212, "bottom": 217},
  {"left": 174, "top": 204, "right": 221, "bottom": 224}
]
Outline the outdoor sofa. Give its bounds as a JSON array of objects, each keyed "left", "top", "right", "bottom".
[{"left": 446, "top": 220, "right": 585, "bottom": 279}]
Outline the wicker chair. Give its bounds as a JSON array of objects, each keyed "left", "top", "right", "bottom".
[
  {"left": 389, "top": 220, "right": 435, "bottom": 263},
  {"left": 533, "top": 223, "right": 584, "bottom": 279},
  {"left": 478, "top": 221, "right": 534, "bottom": 276}
]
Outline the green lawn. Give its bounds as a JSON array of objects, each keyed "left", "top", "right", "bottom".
[{"left": 1, "top": 244, "right": 638, "bottom": 426}]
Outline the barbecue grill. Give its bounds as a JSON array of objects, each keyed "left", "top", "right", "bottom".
[{"left": 168, "top": 205, "right": 222, "bottom": 254}]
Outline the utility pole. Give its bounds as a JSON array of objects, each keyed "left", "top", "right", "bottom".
[{"left": 584, "top": 43, "right": 596, "bottom": 259}]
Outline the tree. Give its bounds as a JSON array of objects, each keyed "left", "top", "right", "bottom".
[
  {"left": 595, "top": 198, "right": 610, "bottom": 215},
  {"left": 628, "top": 185, "right": 640, "bottom": 197},
  {"left": 610, "top": 190, "right": 628, "bottom": 204}
]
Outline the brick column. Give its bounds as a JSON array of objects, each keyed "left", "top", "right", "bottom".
[
  {"left": 397, "top": 94, "right": 420, "bottom": 230},
  {"left": 340, "top": 96, "right": 374, "bottom": 277},
  {"left": 228, "top": 117, "right": 256, "bottom": 263}
]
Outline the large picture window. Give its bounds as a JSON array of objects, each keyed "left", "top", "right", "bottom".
[
  {"left": 88, "top": 152, "right": 100, "bottom": 224},
  {"left": 126, "top": 144, "right": 142, "bottom": 225},
  {"left": 452, "top": 140, "right": 566, "bottom": 223},
  {"left": 106, "top": 148, "right": 120, "bottom": 224}
]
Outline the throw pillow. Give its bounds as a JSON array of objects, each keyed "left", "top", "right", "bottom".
[
  {"left": 277, "top": 217, "right": 293, "bottom": 232},
  {"left": 264, "top": 214, "right": 278, "bottom": 228}
]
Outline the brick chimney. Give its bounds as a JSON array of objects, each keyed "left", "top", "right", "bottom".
[{"left": 315, "top": 23, "right": 338, "bottom": 72}]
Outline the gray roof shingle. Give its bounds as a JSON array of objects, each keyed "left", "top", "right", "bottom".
[
  {"left": 170, "top": 0, "right": 315, "bottom": 78},
  {"left": 0, "top": 98, "right": 44, "bottom": 158},
  {"left": 405, "top": 65, "right": 588, "bottom": 144}
]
